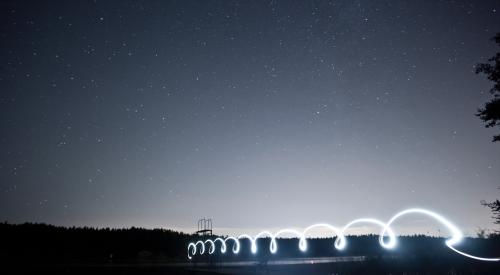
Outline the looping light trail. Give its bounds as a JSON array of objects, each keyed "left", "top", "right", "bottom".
[{"left": 187, "top": 208, "right": 499, "bottom": 261}]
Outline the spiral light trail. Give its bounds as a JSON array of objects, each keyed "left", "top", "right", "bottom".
[{"left": 187, "top": 208, "right": 499, "bottom": 261}]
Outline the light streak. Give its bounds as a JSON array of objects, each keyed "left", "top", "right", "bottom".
[{"left": 187, "top": 208, "right": 500, "bottom": 261}]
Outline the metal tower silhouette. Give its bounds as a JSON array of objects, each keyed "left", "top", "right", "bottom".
[{"left": 196, "top": 218, "right": 213, "bottom": 236}]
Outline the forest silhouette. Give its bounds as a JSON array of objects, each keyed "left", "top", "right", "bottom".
[{"left": 1, "top": 222, "right": 498, "bottom": 263}]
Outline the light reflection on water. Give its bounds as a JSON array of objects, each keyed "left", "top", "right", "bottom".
[{"left": 188, "top": 256, "right": 366, "bottom": 267}]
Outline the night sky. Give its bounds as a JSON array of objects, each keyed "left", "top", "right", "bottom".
[{"left": 1, "top": 0, "right": 500, "bottom": 236}]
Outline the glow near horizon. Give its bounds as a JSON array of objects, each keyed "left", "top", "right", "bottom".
[{"left": 187, "top": 208, "right": 500, "bottom": 262}]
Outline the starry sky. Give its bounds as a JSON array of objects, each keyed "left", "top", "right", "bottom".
[{"left": 1, "top": 0, "right": 500, "bottom": 236}]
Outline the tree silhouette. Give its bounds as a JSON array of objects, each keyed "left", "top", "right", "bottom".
[
  {"left": 475, "top": 33, "right": 500, "bottom": 142},
  {"left": 481, "top": 199, "right": 500, "bottom": 232},
  {"left": 476, "top": 34, "right": 500, "bottom": 236}
]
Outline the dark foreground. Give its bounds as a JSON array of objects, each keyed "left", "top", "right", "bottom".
[
  {"left": 6, "top": 257, "right": 499, "bottom": 275},
  {"left": 2, "top": 223, "right": 499, "bottom": 274}
]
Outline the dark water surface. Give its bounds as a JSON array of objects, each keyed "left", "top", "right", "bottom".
[{"left": 7, "top": 256, "right": 499, "bottom": 275}]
